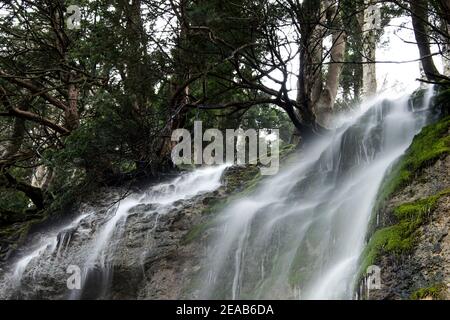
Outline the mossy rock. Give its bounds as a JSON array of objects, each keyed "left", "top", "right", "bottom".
[
  {"left": 181, "top": 145, "right": 297, "bottom": 245},
  {"left": 360, "top": 189, "right": 450, "bottom": 276},
  {"left": 181, "top": 166, "right": 263, "bottom": 245},
  {"left": 410, "top": 283, "right": 446, "bottom": 300},
  {"left": 373, "top": 115, "right": 450, "bottom": 216},
  {"left": 0, "top": 217, "right": 44, "bottom": 262},
  {"left": 434, "top": 86, "right": 450, "bottom": 116}
]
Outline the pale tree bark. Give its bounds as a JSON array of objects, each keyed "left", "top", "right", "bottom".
[
  {"left": 312, "top": 0, "right": 347, "bottom": 127},
  {"left": 52, "top": 7, "right": 80, "bottom": 131},
  {"left": 292, "top": 0, "right": 348, "bottom": 141},
  {"left": 31, "top": 166, "right": 53, "bottom": 189},
  {"left": 65, "top": 72, "right": 80, "bottom": 131},
  {"left": 441, "top": 21, "right": 450, "bottom": 76},
  {"left": 362, "top": 0, "right": 380, "bottom": 98}
]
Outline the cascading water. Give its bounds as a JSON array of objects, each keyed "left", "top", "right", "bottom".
[
  {"left": 0, "top": 164, "right": 229, "bottom": 299},
  {"left": 0, "top": 89, "right": 436, "bottom": 300},
  {"left": 195, "top": 89, "right": 435, "bottom": 300}
]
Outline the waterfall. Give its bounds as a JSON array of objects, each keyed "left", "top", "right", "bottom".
[
  {"left": 0, "top": 89, "right": 436, "bottom": 300},
  {"left": 0, "top": 164, "right": 229, "bottom": 299},
  {"left": 195, "top": 90, "right": 434, "bottom": 299}
]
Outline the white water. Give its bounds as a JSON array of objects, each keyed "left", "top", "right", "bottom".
[
  {"left": 9, "top": 213, "right": 90, "bottom": 287},
  {"left": 197, "top": 89, "right": 434, "bottom": 299},
  {"left": 0, "top": 89, "right": 436, "bottom": 300},
  {"left": 0, "top": 164, "right": 229, "bottom": 299},
  {"left": 73, "top": 164, "right": 230, "bottom": 299}
]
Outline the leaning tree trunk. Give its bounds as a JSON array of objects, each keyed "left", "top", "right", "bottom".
[{"left": 411, "top": 0, "right": 442, "bottom": 82}]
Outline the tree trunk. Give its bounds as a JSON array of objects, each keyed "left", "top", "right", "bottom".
[
  {"left": 437, "top": 0, "right": 450, "bottom": 25},
  {"left": 311, "top": 0, "right": 347, "bottom": 127},
  {"left": 1, "top": 107, "right": 27, "bottom": 162},
  {"left": 362, "top": 1, "right": 379, "bottom": 98},
  {"left": 411, "top": 0, "right": 442, "bottom": 82},
  {"left": 1, "top": 171, "right": 44, "bottom": 209},
  {"left": 65, "top": 72, "right": 80, "bottom": 131},
  {"left": 158, "top": 0, "right": 192, "bottom": 166},
  {"left": 441, "top": 20, "right": 450, "bottom": 76}
]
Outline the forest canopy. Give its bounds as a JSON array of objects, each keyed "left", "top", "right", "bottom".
[{"left": 0, "top": 0, "right": 449, "bottom": 220}]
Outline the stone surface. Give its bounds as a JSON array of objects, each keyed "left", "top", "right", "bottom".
[
  {"left": 367, "top": 155, "right": 450, "bottom": 300},
  {"left": 0, "top": 165, "right": 261, "bottom": 299}
]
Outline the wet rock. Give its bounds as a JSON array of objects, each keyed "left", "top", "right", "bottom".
[
  {"left": 0, "top": 161, "right": 268, "bottom": 299},
  {"left": 364, "top": 154, "right": 450, "bottom": 300},
  {"left": 128, "top": 203, "right": 157, "bottom": 214}
]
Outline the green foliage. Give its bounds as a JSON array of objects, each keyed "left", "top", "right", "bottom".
[
  {"left": 182, "top": 219, "right": 215, "bottom": 245},
  {"left": 410, "top": 284, "right": 446, "bottom": 300},
  {"left": 361, "top": 189, "right": 449, "bottom": 274},
  {"left": 0, "top": 166, "right": 35, "bottom": 219},
  {"left": 182, "top": 165, "right": 263, "bottom": 244},
  {"left": 434, "top": 87, "right": 450, "bottom": 116},
  {"left": 240, "top": 106, "right": 294, "bottom": 143},
  {"left": 0, "top": 190, "right": 29, "bottom": 216},
  {"left": 359, "top": 112, "right": 450, "bottom": 283},
  {"left": 339, "top": 0, "right": 364, "bottom": 104},
  {"left": 376, "top": 115, "right": 450, "bottom": 208}
]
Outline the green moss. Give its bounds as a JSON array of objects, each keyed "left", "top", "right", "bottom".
[
  {"left": 224, "top": 165, "right": 258, "bottom": 191},
  {"left": 359, "top": 114, "right": 450, "bottom": 285},
  {"left": 410, "top": 284, "right": 446, "bottom": 300},
  {"left": 361, "top": 189, "right": 450, "bottom": 274},
  {"left": 434, "top": 87, "right": 450, "bottom": 115},
  {"left": 369, "top": 116, "right": 450, "bottom": 232},
  {"left": 181, "top": 166, "right": 264, "bottom": 244},
  {"left": 409, "top": 88, "right": 427, "bottom": 108},
  {"left": 361, "top": 223, "right": 418, "bottom": 274},
  {"left": 181, "top": 220, "right": 215, "bottom": 244},
  {"left": 380, "top": 116, "right": 450, "bottom": 203},
  {"left": 181, "top": 144, "right": 297, "bottom": 245},
  {"left": 393, "top": 193, "right": 441, "bottom": 220},
  {"left": 279, "top": 143, "right": 296, "bottom": 158},
  {"left": 0, "top": 217, "right": 43, "bottom": 252},
  {"left": 288, "top": 226, "right": 323, "bottom": 287}
]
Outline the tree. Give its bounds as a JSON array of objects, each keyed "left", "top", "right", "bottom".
[
  {"left": 2, "top": 0, "right": 450, "bottom": 222},
  {"left": 410, "top": 0, "right": 442, "bottom": 82},
  {"left": 0, "top": 0, "right": 98, "bottom": 212},
  {"left": 362, "top": 0, "right": 381, "bottom": 98},
  {"left": 390, "top": 0, "right": 450, "bottom": 83}
]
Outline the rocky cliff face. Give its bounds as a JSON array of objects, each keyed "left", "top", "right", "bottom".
[
  {"left": 0, "top": 163, "right": 268, "bottom": 299},
  {"left": 134, "top": 165, "right": 264, "bottom": 299},
  {"left": 360, "top": 114, "right": 450, "bottom": 300}
]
